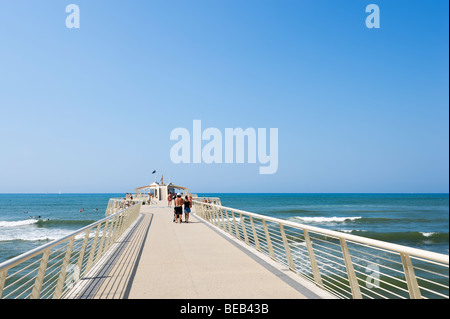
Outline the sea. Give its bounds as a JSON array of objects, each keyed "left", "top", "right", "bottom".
[
  {"left": 0, "top": 193, "right": 448, "bottom": 266},
  {"left": 200, "top": 193, "right": 449, "bottom": 256}
]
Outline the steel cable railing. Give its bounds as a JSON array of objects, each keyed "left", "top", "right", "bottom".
[
  {"left": 0, "top": 201, "right": 141, "bottom": 299},
  {"left": 192, "top": 198, "right": 449, "bottom": 299}
]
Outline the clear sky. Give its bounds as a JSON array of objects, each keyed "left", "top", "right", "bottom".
[{"left": 0, "top": 0, "right": 448, "bottom": 193}]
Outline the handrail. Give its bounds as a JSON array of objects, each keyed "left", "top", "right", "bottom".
[
  {"left": 0, "top": 201, "right": 142, "bottom": 299},
  {"left": 192, "top": 199, "right": 449, "bottom": 299},
  {"left": 195, "top": 200, "right": 448, "bottom": 265}
]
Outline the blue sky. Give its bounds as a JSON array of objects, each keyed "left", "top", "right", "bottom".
[{"left": 0, "top": 0, "right": 448, "bottom": 193}]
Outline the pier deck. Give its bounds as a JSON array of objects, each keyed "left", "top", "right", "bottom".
[{"left": 65, "top": 204, "right": 332, "bottom": 299}]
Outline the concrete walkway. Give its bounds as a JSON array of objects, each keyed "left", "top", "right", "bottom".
[{"left": 66, "top": 204, "right": 332, "bottom": 299}]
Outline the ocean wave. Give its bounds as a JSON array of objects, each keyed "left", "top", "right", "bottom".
[
  {"left": 0, "top": 227, "right": 101, "bottom": 242},
  {"left": 352, "top": 217, "right": 443, "bottom": 224},
  {"left": 267, "top": 208, "right": 444, "bottom": 215},
  {"left": 288, "top": 215, "right": 442, "bottom": 226},
  {"left": 343, "top": 230, "right": 449, "bottom": 243},
  {"left": 0, "top": 218, "right": 100, "bottom": 242},
  {"left": 290, "top": 216, "right": 362, "bottom": 223},
  {"left": 339, "top": 229, "right": 367, "bottom": 233},
  {"left": 0, "top": 219, "right": 39, "bottom": 227},
  {"left": 421, "top": 232, "right": 436, "bottom": 237},
  {"left": 0, "top": 218, "right": 97, "bottom": 228},
  {"left": 0, "top": 229, "right": 77, "bottom": 242}
]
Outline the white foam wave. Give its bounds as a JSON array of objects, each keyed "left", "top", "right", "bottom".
[
  {"left": 339, "top": 229, "right": 367, "bottom": 233},
  {"left": 0, "top": 225, "right": 95, "bottom": 242},
  {"left": 0, "top": 219, "right": 39, "bottom": 227},
  {"left": 0, "top": 228, "right": 75, "bottom": 242},
  {"left": 421, "top": 232, "right": 436, "bottom": 237},
  {"left": 291, "top": 216, "right": 362, "bottom": 223},
  {"left": 292, "top": 241, "right": 308, "bottom": 247}
]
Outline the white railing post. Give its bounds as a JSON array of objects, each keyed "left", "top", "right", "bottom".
[
  {"left": 216, "top": 206, "right": 222, "bottom": 228},
  {"left": 202, "top": 203, "right": 206, "bottom": 220},
  {"left": 303, "top": 229, "right": 323, "bottom": 287},
  {"left": 30, "top": 248, "right": 51, "bottom": 299},
  {"left": 106, "top": 199, "right": 112, "bottom": 216},
  {"left": 106, "top": 215, "right": 117, "bottom": 249},
  {"left": 213, "top": 206, "right": 220, "bottom": 228},
  {"left": 204, "top": 204, "right": 210, "bottom": 222},
  {"left": 262, "top": 219, "right": 276, "bottom": 260},
  {"left": 120, "top": 210, "right": 128, "bottom": 236},
  {"left": 86, "top": 224, "right": 101, "bottom": 272},
  {"left": 112, "top": 213, "right": 120, "bottom": 242},
  {"left": 205, "top": 204, "right": 211, "bottom": 223},
  {"left": 280, "top": 224, "right": 296, "bottom": 271},
  {"left": 53, "top": 237, "right": 75, "bottom": 299},
  {"left": 240, "top": 213, "right": 249, "bottom": 245},
  {"left": 76, "top": 229, "right": 91, "bottom": 277},
  {"left": 96, "top": 221, "right": 109, "bottom": 262},
  {"left": 339, "top": 238, "right": 362, "bottom": 299},
  {"left": 0, "top": 269, "right": 7, "bottom": 299},
  {"left": 201, "top": 203, "right": 206, "bottom": 220},
  {"left": 249, "top": 216, "right": 261, "bottom": 251},
  {"left": 225, "top": 210, "right": 232, "bottom": 235},
  {"left": 231, "top": 211, "right": 239, "bottom": 239},
  {"left": 400, "top": 253, "right": 422, "bottom": 299},
  {"left": 115, "top": 212, "right": 123, "bottom": 239},
  {"left": 122, "top": 208, "right": 131, "bottom": 230},
  {"left": 219, "top": 209, "right": 226, "bottom": 231},
  {"left": 197, "top": 203, "right": 202, "bottom": 218}
]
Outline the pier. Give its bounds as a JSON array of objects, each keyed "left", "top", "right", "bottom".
[
  {"left": 0, "top": 188, "right": 448, "bottom": 300},
  {"left": 63, "top": 203, "right": 330, "bottom": 299}
]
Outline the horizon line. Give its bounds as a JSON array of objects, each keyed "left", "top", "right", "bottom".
[{"left": 0, "top": 192, "right": 448, "bottom": 195}]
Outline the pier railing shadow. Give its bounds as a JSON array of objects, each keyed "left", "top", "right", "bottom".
[{"left": 193, "top": 198, "right": 449, "bottom": 299}]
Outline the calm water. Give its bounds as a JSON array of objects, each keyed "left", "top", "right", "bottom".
[{"left": 0, "top": 193, "right": 448, "bottom": 265}]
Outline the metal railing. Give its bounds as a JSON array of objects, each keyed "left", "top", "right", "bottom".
[
  {"left": 105, "top": 197, "right": 136, "bottom": 216},
  {"left": 0, "top": 202, "right": 142, "bottom": 299},
  {"left": 193, "top": 198, "right": 449, "bottom": 299},
  {"left": 105, "top": 195, "right": 173, "bottom": 213}
]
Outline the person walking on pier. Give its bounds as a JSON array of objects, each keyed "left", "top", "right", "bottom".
[
  {"left": 174, "top": 193, "right": 184, "bottom": 223},
  {"left": 184, "top": 195, "right": 192, "bottom": 223},
  {"left": 168, "top": 193, "right": 173, "bottom": 207}
]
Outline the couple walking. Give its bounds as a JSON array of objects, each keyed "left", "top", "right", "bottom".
[{"left": 173, "top": 193, "right": 192, "bottom": 223}]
